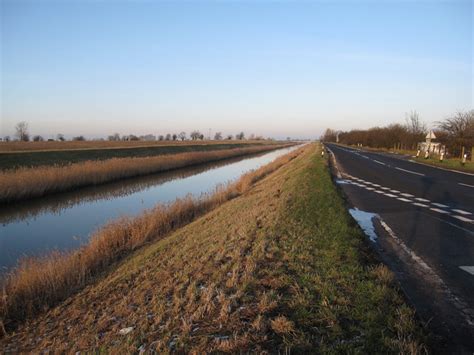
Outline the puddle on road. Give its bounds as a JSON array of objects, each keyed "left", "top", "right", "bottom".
[{"left": 349, "top": 208, "right": 379, "bottom": 242}]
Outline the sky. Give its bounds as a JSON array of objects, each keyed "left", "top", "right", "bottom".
[{"left": 1, "top": 0, "right": 472, "bottom": 140}]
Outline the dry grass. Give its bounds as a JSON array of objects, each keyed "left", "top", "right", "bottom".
[
  {"left": 0, "top": 144, "right": 292, "bottom": 203},
  {"left": 0, "top": 145, "right": 304, "bottom": 333},
  {"left": 0, "top": 139, "right": 274, "bottom": 153}
]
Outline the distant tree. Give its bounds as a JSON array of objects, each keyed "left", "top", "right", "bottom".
[
  {"left": 4, "top": 136, "right": 10, "bottom": 142},
  {"left": 214, "top": 132, "right": 222, "bottom": 140},
  {"left": 108, "top": 133, "right": 121, "bottom": 141},
  {"left": 157, "top": 135, "right": 164, "bottom": 141},
  {"left": 172, "top": 133, "right": 178, "bottom": 141},
  {"left": 33, "top": 135, "right": 44, "bottom": 142},
  {"left": 72, "top": 136, "right": 86, "bottom": 141},
  {"left": 226, "top": 134, "right": 233, "bottom": 140},
  {"left": 178, "top": 132, "right": 186, "bottom": 141},
  {"left": 15, "top": 121, "right": 30, "bottom": 141},
  {"left": 165, "top": 133, "right": 172, "bottom": 141},
  {"left": 190, "top": 131, "right": 201, "bottom": 140},
  {"left": 128, "top": 134, "right": 139, "bottom": 141},
  {"left": 56, "top": 134, "right": 65, "bottom": 141},
  {"left": 437, "top": 110, "right": 474, "bottom": 156},
  {"left": 236, "top": 132, "right": 245, "bottom": 140},
  {"left": 249, "top": 133, "right": 255, "bottom": 140},
  {"left": 199, "top": 133, "right": 204, "bottom": 140}
]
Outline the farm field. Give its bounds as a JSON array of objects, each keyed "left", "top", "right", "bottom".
[
  {"left": 0, "top": 140, "right": 281, "bottom": 170},
  {"left": 0, "top": 144, "right": 426, "bottom": 353}
]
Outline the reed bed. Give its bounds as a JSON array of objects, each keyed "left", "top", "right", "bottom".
[
  {"left": 0, "top": 145, "right": 304, "bottom": 333},
  {"left": 0, "top": 144, "right": 291, "bottom": 204}
]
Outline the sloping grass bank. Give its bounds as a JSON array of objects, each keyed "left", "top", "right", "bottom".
[
  {"left": 0, "top": 143, "right": 426, "bottom": 352},
  {"left": 0, "top": 144, "right": 292, "bottom": 204}
]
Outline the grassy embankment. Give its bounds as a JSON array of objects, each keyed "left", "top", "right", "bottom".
[
  {"left": 342, "top": 144, "right": 474, "bottom": 173},
  {"left": 1, "top": 143, "right": 426, "bottom": 353},
  {"left": 0, "top": 140, "right": 278, "bottom": 170},
  {"left": 0, "top": 144, "right": 292, "bottom": 204}
]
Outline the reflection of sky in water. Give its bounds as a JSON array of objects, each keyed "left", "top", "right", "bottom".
[{"left": 0, "top": 146, "right": 298, "bottom": 270}]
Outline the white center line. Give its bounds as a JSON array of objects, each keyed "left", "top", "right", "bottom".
[
  {"left": 415, "top": 197, "right": 430, "bottom": 203},
  {"left": 459, "top": 266, "right": 474, "bottom": 276},
  {"left": 430, "top": 208, "right": 450, "bottom": 214},
  {"left": 373, "top": 159, "right": 386, "bottom": 165},
  {"left": 395, "top": 167, "right": 425, "bottom": 176},
  {"left": 451, "top": 209, "right": 472, "bottom": 215},
  {"left": 401, "top": 193, "right": 414, "bottom": 198},
  {"left": 413, "top": 202, "right": 429, "bottom": 208},
  {"left": 452, "top": 215, "right": 474, "bottom": 224},
  {"left": 397, "top": 197, "right": 411, "bottom": 202},
  {"left": 459, "top": 182, "right": 474, "bottom": 188},
  {"left": 432, "top": 203, "right": 449, "bottom": 208}
]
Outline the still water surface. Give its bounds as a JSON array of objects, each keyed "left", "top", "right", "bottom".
[{"left": 0, "top": 146, "right": 299, "bottom": 270}]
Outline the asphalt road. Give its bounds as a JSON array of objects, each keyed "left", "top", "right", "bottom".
[{"left": 325, "top": 143, "right": 474, "bottom": 353}]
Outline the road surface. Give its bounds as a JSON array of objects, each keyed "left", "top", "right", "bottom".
[{"left": 325, "top": 143, "right": 474, "bottom": 353}]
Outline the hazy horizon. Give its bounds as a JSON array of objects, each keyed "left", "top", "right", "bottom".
[{"left": 1, "top": 0, "right": 472, "bottom": 140}]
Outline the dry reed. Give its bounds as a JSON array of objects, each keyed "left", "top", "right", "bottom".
[
  {"left": 0, "top": 146, "right": 304, "bottom": 332},
  {"left": 0, "top": 144, "right": 291, "bottom": 204}
]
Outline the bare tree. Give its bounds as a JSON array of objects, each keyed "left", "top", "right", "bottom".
[
  {"left": 437, "top": 110, "right": 474, "bottom": 156},
  {"left": 190, "top": 131, "right": 202, "bottom": 140},
  {"left": 178, "top": 132, "right": 186, "bottom": 141},
  {"left": 57, "top": 134, "right": 66, "bottom": 141},
  {"left": 72, "top": 136, "right": 86, "bottom": 141},
  {"left": 172, "top": 133, "right": 178, "bottom": 141},
  {"left": 235, "top": 132, "right": 245, "bottom": 140},
  {"left": 4, "top": 136, "right": 10, "bottom": 142},
  {"left": 15, "top": 121, "right": 30, "bottom": 141},
  {"left": 226, "top": 134, "right": 233, "bottom": 140},
  {"left": 108, "top": 133, "right": 120, "bottom": 141},
  {"left": 33, "top": 135, "right": 44, "bottom": 142},
  {"left": 214, "top": 132, "right": 222, "bottom": 140},
  {"left": 165, "top": 133, "right": 172, "bottom": 141}
]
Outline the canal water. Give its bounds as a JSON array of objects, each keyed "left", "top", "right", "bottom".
[{"left": 0, "top": 145, "right": 300, "bottom": 271}]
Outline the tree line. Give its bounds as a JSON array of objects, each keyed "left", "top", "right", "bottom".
[
  {"left": 321, "top": 110, "right": 474, "bottom": 158},
  {"left": 3, "top": 123, "right": 267, "bottom": 142}
]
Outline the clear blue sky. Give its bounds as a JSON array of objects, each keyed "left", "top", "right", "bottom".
[{"left": 1, "top": 0, "right": 472, "bottom": 139}]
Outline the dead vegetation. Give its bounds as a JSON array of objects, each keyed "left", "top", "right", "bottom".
[
  {"left": 0, "top": 143, "right": 427, "bottom": 353},
  {"left": 0, "top": 145, "right": 303, "bottom": 333},
  {"left": 0, "top": 144, "right": 291, "bottom": 203}
]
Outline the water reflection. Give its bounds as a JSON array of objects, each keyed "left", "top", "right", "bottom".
[{"left": 0, "top": 146, "right": 299, "bottom": 270}]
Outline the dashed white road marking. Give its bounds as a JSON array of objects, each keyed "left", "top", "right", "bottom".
[
  {"left": 459, "top": 266, "right": 474, "bottom": 276},
  {"left": 452, "top": 209, "right": 472, "bottom": 215},
  {"left": 384, "top": 193, "right": 397, "bottom": 198},
  {"left": 413, "top": 202, "right": 429, "bottom": 208},
  {"left": 374, "top": 190, "right": 384, "bottom": 194},
  {"left": 430, "top": 208, "right": 450, "bottom": 214},
  {"left": 397, "top": 197, "right": 411, "bottom": 202},
  {"left": 415, "top": 197, "right": 430, "bottom": 203},
  {"left": 373, "top": 159, "right": 386, "bottom": 165},
  {"left": 372, "top": 184, "right": 381, "bottom": 187},
  {"left": 390, "top": 189, "right": 400, "bottom": 194},
  {"left": 395, "top": 167, "right": 425, "bottom": 176},
  {"left": 459, "top": 182, "right": 474, "bottom": 188},
  {"left": 401, "top": 193, "right": 414, "bottom": 198},
  {"left": 381, "top": 186, "right": 391, "bottom": 190},
  {"left": 452, "top": 215, "right": 474, "bottom": 224},
  {"left": 432, "top": 203, "right": 449, "bottom": 208}
]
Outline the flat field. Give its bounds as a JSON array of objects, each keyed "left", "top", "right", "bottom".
[{"left": 0, "top": 140, "right": 278, "bottom": 170}]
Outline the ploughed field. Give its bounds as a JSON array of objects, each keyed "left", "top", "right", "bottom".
[{"left": 0, "top": 143, "right": 426, "bottom": 353}]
